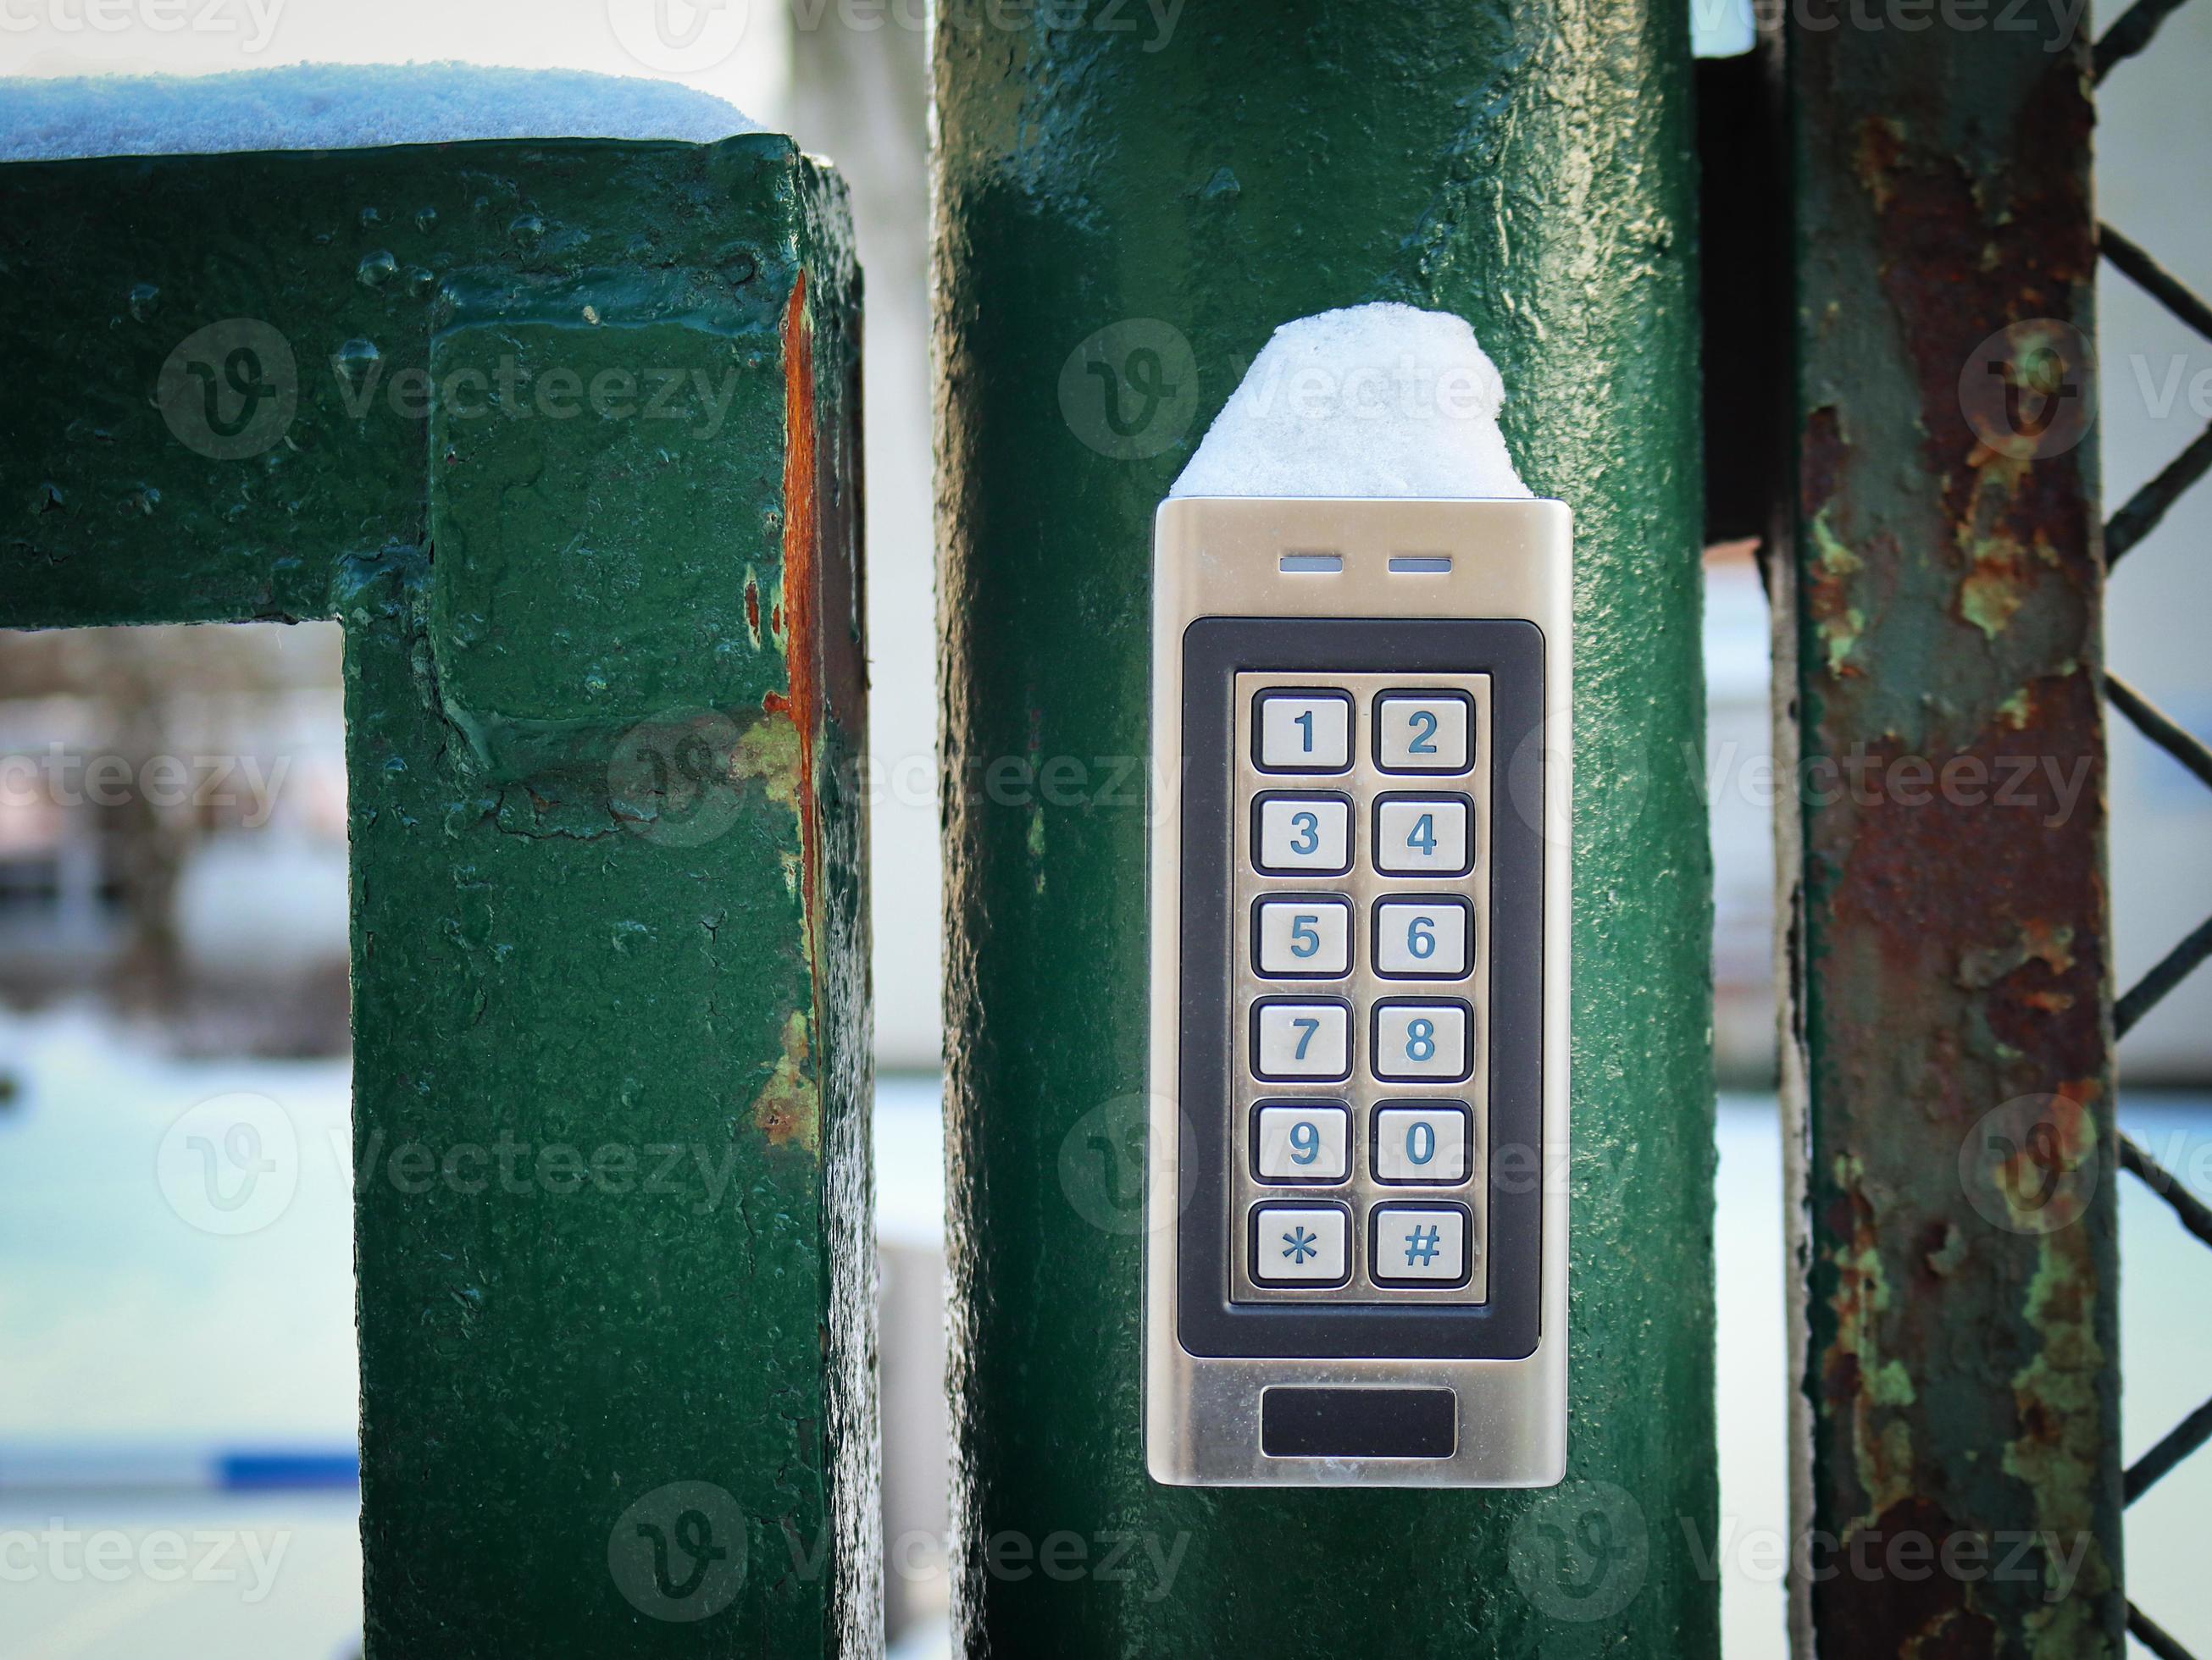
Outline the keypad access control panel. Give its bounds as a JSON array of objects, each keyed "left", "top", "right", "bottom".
[
  {"left": 1146, "top": 496, "right": 1570, "bottom": 1489},
  {"left": 1237, "top": 672, "right": 1490, "bottom": 1306}
]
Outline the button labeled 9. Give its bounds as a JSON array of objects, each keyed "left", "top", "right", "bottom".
[{"left": 1253, "top": 1102, "right": 1350, "bottom": 1183}]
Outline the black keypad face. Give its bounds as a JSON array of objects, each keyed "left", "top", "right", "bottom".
[{"left": 1175, "top": 619, "right": 1544, "bottom": 1362}]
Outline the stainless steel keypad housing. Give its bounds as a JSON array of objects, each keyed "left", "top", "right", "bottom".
[{"left": 1146, "top": 497, "right": 1572, "bottom": 1489}]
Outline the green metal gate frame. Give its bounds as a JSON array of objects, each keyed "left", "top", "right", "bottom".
[{"left": 0, "top": 135, "right": 875, "bottom": 1657}]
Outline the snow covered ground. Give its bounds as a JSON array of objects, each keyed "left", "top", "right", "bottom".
[{"left": 1, "top": 1010, "right": 2205, "bottom": 1657}]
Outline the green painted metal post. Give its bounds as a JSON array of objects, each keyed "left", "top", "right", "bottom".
[
  {"left": 1777, "top": 16, "right": 2121, "bottom": 1656},
  {"left": 934, "top": 3, "right": 1716, "bottom": 1650},
  {"left": 1, "top": 137, "right": 876, "bottom": 1655}
]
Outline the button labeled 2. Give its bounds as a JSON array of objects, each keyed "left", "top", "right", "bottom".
[
  {"left": 1375, "top": 692, "right": 1472, "bottom": 772},
  {"left": 1254, "top": 896, "right": 1352, "bottom": 977}
]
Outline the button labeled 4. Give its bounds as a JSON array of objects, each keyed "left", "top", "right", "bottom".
[{"left": 1373, "top": 794, "right": 1472, "bottom": 877}]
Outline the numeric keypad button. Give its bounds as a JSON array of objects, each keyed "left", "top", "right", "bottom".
[
  {"left": 1255, "top": 794, "right": 1352, "bottom": 875},
  {"left": 1372, "top": 794, "right": 1471, "bottom": 877},
  {"left": 1375, "top": 692, "right": 1472, "bottom": 772},
  {"left": 1370, "top": 1204, "right": 1472, "bottom": 1286},
  {"left": 1254, "top": 689, "right": 1353, "bottom": 773},
  {"left": 1254, "top": 896, "right": 1352, "bottom": 977},
  {"left": 1252, "top": 999, "right": 1352, "bottom": 1082},
  {"left": 1250, "top": 1203, "right": 1351, "bottom": 1286},
  {"left": 1373, "top": 897, "right": 1472, "bottom": 978},
  {"left": 1252, "top": 1103, "right": 1351, "bottom": 1183},
  {"left": 1371, "top": 1000, "right": 1472, "bottom": 1082},
  {"left": 1372, "top": 1103, "right": 1472, "bottom": 1184}
]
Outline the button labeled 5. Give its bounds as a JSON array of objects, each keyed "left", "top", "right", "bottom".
[
  {"left": 1253, "top": 1103, "right": 1350, "bottom": 1183},
  {"left": 1255, "top": 689, "right": 1352, "bottom": 772},
  {"left": 1255, "top": 794, "right": 1352, "bottom": 875},
  {"left": 1254, "top": 896, "right": 1352, "bottom": 977}
]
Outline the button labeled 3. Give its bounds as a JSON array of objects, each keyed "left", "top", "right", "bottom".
[{"left": 1255, "top": 794, "right": 1353, "bottom": 876}]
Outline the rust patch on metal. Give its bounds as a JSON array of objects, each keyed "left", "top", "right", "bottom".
[
  {"left": 751, "top": 1006, "right": 820, "bottom": 1154},
  {"left": 779, "top": 268, "right": 823, "bottom": 937}
]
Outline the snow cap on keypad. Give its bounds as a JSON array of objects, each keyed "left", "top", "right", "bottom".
[{"left": 1170, "top": 302, "right": 1533, "bottom": 501}]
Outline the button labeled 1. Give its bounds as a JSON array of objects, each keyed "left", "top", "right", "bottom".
[
  {"left": 1255, "top": 689, "right": 1351, "bottom": 772},
  {"left": 1256, "top": 794, "right": 1352, "bottom": 875},
  {"left": 1374, "top": 898, "right": 1472, "bottom": 977},
  {"left": 1255, "top": 896, "right": 1352, "bottom": 977},
  {"left": 1376, "top": 692, "right": 1472, "bottom": 772},
  {"left": 1253, "top": 1103, "right": 1350, "bottom": 1182}
]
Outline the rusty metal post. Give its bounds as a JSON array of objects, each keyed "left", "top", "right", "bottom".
[{"left": 1775, "top": 12, "right": 2122, "bottom": 1655}]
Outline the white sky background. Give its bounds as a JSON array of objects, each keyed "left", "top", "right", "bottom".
[{"left": 0, "top": 0, "right": 793, "bottom": 130}]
